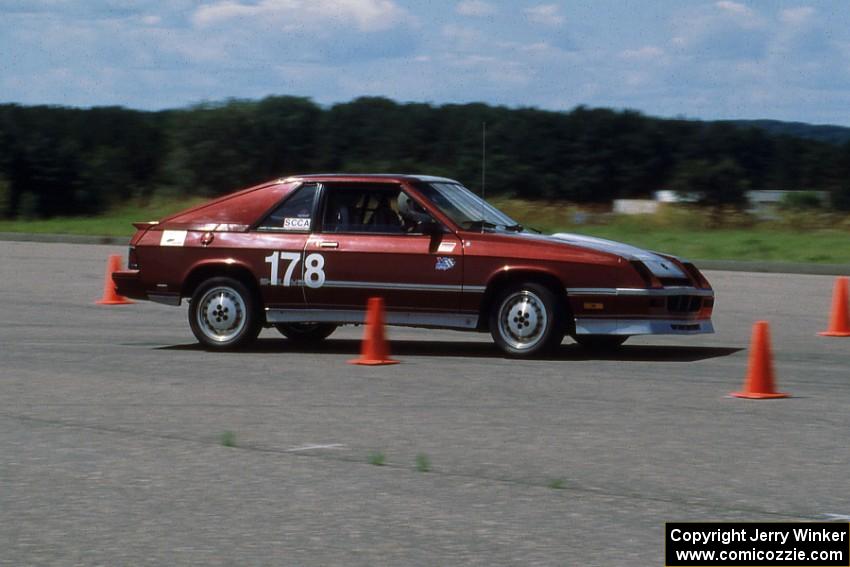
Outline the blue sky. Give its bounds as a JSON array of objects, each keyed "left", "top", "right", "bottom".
[{"left": 2, "top": 1, "right": 850, "bottom": 125}]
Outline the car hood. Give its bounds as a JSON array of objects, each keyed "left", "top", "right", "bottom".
[{"left": 549, "top": 232, "right": 688, "bottom": 279}]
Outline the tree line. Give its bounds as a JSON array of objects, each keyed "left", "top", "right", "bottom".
[{"left": 1, "top": 95, "right": 849, "bottom": 218}]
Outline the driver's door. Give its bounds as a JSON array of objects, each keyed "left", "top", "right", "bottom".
[{"left": 302, "top": 183, "right": 463, "bottom": 313}]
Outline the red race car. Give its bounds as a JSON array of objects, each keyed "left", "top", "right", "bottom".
[{"left": 114, "top": 174, "right": 714, "bottom": 356}]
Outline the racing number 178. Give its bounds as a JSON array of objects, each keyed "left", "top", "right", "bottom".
[{"left": 264, "top": 251, "right": 325, "bottom": 288}]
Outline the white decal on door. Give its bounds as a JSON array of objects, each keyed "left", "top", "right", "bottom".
[
  {"left": 160, "top": 230, "right": 187, "bottom": 247},
  {"left": 264, "top": 251, "right": 325, "bottom": 288},
  {"left": 303, "top": 253, "right": 326, "bottom": 288}
]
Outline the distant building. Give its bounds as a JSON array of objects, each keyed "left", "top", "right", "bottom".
[
  {"left": 745, "top": 190, "right": 828, "bottom": 214},
  {"left": 610, "top": 190, "right": 828, "bottom": 215},
  {"left": 612, "top": 199, "right": 659, "bottom": 215},
  {"left": 612, "top": 191, "right": 697, "bottom": 214}
]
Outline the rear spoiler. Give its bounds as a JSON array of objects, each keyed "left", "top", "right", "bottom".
[{"left": 132, "top": 221, "right": 159, "bottom": 230}]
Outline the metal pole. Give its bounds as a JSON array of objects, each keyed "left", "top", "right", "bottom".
[
  {"left": 481, "top": 122, "right": 486, "bottom": 232},
  {"left": 482, "top": 121, "right": 486, "bottom": 200}
]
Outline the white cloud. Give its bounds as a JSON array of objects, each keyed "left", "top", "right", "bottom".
[
  {"left": 192, "top": 0, "right": 411, "bottom": 32},
  {"left": 524, "top": 4, "right": 564, "bottom": 26},
  {"left": 669, "top": 1, "right": 768, "bottom": 60},
  {"left": 456, "top": 0, "right": 495, "bottom": 17},
  {"left": 715, "top": 1, "right": 750, "bottom": 16},
  {"left": 519, "top": 42, "right": 554, "bottom": 54},
  {"left": 442, "top": 23, "right": 483, "bottom": 41},
  {"left": 620, "top": 46, "right": 664, "bottom": 60},
  {"left": 780, "top": 6, "right": 815, "bottom": 27},
  {"left": 770, "top": 5, "right": 837, "bottom": 87},
  {"left": 3, "top": 0, "right": 850, "bottom": 126},
  {"left": 714, "top": 1, "right": 762, "bottom": 28}
]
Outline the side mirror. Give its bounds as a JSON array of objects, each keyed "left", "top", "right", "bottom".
[{"left": 421, "top": 219, "right": 442, "bottom": 235}]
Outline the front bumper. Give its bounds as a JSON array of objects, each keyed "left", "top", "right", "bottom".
[
  {"left": 112, "top": 270, "right": 181, "bottom": 306},
  {"left": 568, "top": 286, "right": 714, "bottom": 336},
  {"left": 573, "top": 318, "right": 714, "bottom": 336}
]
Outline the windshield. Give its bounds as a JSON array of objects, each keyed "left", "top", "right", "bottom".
[{"left": 415, "top": 182, "right": 520, "bottom": 231}]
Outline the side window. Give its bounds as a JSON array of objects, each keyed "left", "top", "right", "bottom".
[
  {"left": 257, "top": 184, "right": 318, "bottom": 231},
  {"left": 322, "top": 185, "right": 405, "bottom": 234}
]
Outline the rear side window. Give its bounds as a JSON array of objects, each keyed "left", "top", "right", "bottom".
[{"left": 257, "top": 184, "right": 318, "bottom": 231}]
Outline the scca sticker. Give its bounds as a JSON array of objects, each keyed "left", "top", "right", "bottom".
[
  {"left": 283, "top": 217, "right": 311, "bottom": 231},
  {"left": 435, "top": 257, "right": 456, "bottom": 271}
]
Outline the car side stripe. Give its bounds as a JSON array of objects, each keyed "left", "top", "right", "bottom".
[
  {"left": 302, "top": 280, "right": 486, "bottom": 293},
  {"left": 567, "top": 287, "right": 713, "bottom": 297}
]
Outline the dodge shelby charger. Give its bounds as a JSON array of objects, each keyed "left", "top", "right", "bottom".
[{"left": 113, "top": 174, "right": 714, "bottom": 356}]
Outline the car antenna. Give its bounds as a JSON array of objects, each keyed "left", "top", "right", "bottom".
[{"left": 481, "top": 121, "right": 486, "bottom": 233}]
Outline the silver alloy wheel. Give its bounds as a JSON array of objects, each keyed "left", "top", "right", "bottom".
[
  {"left": 497, "top": 290, "right": 548, "bottom": 351},
  {"left": 196, "top": 286, "right": 247, "bottom": 343}
]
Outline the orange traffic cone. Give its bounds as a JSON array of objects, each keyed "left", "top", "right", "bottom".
[
  {"left": 731, "top": 321, "right": 788, "bottom": 399},
  {"left": 348, "top": 297, "right": 399, "bottom": 366},
  {"left": 818, "top": 276, "right": 850, "bottom": 337},
  {"left": 95, "top": 254, "right": 134, "bottom": 305}
]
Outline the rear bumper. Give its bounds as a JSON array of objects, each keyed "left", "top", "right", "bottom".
[
  {"left": 574, "top": 317, "right": 714, "bottom": 335},
  {"left": 112, "top": 270, "right": 181, "bottom": 306}
]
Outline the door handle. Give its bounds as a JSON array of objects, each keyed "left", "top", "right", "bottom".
[{"left": 319, "top": 241, "right": 339, "bottom": 248}]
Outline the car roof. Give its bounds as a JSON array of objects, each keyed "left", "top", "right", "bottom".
[{"left": 280, "top": 173, "right": 461, "bottom": 184}]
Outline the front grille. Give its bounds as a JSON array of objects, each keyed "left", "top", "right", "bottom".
[
  {"left": 659, "top": 277, "right": 691, "bottom": 287},
  {"left": 667, "top": 295, "right": 702, "bottom": 313}
]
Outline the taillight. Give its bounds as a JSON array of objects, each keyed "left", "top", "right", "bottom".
[{"left": 128, "top": 246, "right": 139, "bottom": 270}]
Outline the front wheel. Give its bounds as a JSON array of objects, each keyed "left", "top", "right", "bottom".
[
  {"left": 189, "top": 277, "right": 261, "bottom": 350},
  {"left": 573, "top": 335, "right": 628, "bottom": 350},
  {"left": 489, "top": 283, "right": 565, "bottom": 357},
  {"left": 275, "top": 322, "right": 337, "bottom": 343}
]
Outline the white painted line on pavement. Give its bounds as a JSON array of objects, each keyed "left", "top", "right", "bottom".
[{"left": 287, "top": 443, "right": 346, "bottom": 452}]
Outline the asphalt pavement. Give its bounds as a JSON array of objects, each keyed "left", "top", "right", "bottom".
[{"left": 1, "top": 241, "right": 849, "bottom": 566}]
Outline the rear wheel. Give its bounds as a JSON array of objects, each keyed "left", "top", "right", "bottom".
[
  {"left": 489, "top": 282, "right": 565, "bottom": 357},
  {"left": 573, "top": 335, "right": 628, "bottom": 350},
  {"left": 275, "top": 322, "right": 337, "bottom": 343},
  {"left": 189, "top": 277, "right": 261, "bottom": 350}
]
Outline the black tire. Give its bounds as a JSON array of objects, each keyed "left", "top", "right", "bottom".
[
  {"left": 275, "top": 322, "right": 337, "bottom": 343},
  {"left": 489, "top": 282, "right": 565, "bottom": 357},
  {"left": 573, "top": 335, "right": 628, "bottom": 350},
  {"left": 188, "top": 277, "right": 262, "bottom": 350}
]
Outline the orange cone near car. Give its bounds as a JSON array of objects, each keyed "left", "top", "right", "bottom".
[
  {"left": 349, "top": 297, "right": 399, "bottom": 366},
  {"left": 818, "top": 276, "right": 850, "bottom": 337},
  {"left": 731, "top": 321, "right": 788, "bottom": 399},
  {"left": 96, "top": 254, "right": 134, "bottom": 305}
]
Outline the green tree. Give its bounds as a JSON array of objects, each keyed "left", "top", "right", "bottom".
[
  {"left": 0, "top": 98, "right": 849, "bottom": 217},
  {"left": 0, "top": 175, "right": 10, "bottom": 217},
  {"left": 671, "top": 159, "right": 749, "bottom": 225}
]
